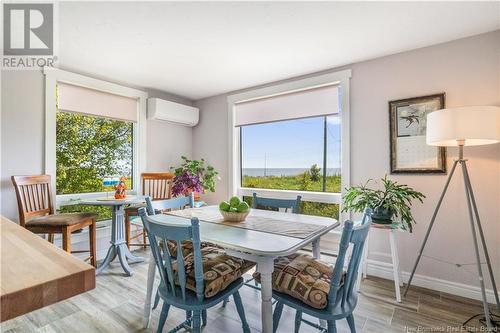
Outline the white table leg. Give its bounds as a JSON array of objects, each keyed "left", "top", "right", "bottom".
[
  {"left": 389, "top": 230, "right": 402, "bottom": 303},
  {"left": 362, "top": 231, "right": 370, "bottom": 279},
  {"left": 143, "top": 252, "right": 156, "bottom": 328},
  {"left": 258, "top": 258, "right": 274, "bottom": 333},
  {"left": 312, "top": 239, "right": 321, "bottom": 260}
]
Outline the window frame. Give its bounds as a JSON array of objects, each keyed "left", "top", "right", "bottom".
[
  {"left": 44, "top": 67, "right": 148, "bottom": 209},
  {"left": 227, "top": 70, "right": 351, "bottom": 220}
]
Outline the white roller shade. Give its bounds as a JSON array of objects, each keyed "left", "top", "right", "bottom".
[
  {"left": 57, "top": 82, "right": 138, "bottom": 122},
  {"left": 234, "top": 85, "right": 339, "bottom": 127}
]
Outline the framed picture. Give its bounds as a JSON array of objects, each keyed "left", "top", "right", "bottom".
[{"left": 389, "top": 93, "right": 446, "bottom": 174}]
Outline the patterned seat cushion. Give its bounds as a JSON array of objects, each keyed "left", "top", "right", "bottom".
[
  {"left": 253, "top": 253, "right": 340, "bottom": 309},
  {"left": 174, "top": 245, "right": 255, "bottom": 298}
]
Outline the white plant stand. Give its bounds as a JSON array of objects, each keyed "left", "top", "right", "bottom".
[{"left": 362, "top": 223, "right": 403, "bottom": 302}]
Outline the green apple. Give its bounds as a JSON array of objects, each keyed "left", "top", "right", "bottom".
[
  {"left": 229, "top": 196, "right": 241, "bottom": 208},
  {"left": 237, "top": 202, "right": 250, "bottom": 213},
  {"left": 219, "top": 201, "right": 230, "bottom": 212}
]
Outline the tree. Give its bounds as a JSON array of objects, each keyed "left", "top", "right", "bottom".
[
  {"left": 56, "top": 112, "right": 133, "bottom": 220},
  {"left": 309, "top": 164, "right": 321, "bottom": 182}
]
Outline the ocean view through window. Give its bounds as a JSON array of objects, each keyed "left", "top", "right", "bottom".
[
  {"left": 240, "top": 115, "right": 341, "bottom": 218},
  {"left": 241, "top": 115, "right": 341, "bottom": 192}
]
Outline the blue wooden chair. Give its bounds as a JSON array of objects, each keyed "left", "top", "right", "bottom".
[
  {"left": 145, "top": 193, "right": 194, "bottom": 215},
  {"left": 144, "top": 194, "right": 196, "bottom": 311},
  {"left": 252, "top": 192, "right": 302, "bottom": 214},
  {"left": 272, "top": 209, "right": 372, "bottom": 333},
  {"left": 139, "top": 207, "right": 252, "bottom": 333},
  {"left": 231, "top": 193, "right": 302, "bottom": 296}
]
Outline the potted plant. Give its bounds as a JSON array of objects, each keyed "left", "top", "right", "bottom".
[
  {"left": 342, "top": 176, "right": 425, "bottom": 232},
  {"left": 171, "top": 156, "right": 219, "bottom": 200}
]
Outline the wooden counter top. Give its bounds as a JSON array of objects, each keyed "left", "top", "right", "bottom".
[{"left": 1, "top": 216, "right": 95, "bottom": 322}]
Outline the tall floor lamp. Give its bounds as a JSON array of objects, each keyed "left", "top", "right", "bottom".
[{"left": 404, "top": 106, "right": 500, "bottom": 330}]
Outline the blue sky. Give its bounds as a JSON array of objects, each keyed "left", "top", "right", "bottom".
[{"left": 241, "top": 115, "right": 341, "bottom": 169}]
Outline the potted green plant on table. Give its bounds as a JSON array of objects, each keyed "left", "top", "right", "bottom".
[
  {"left": 171, "top": 156, "right": 219, "bottom": 200},
  {"left": 342, "top": 176, "right": 425, "bottom": 232}
]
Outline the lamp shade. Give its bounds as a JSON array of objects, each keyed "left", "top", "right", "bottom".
[{"left": 426, "top": 106, "right": 500, "bottom": 147}]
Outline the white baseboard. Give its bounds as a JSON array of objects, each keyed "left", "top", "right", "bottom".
[{"left": 366, "top": 259, "right": 498, "bottom": 304}]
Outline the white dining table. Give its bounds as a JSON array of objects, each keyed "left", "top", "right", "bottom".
[{"left": 142, "top": 205, "right": 340, "bottom": 333}]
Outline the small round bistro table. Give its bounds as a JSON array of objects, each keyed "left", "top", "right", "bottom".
[
  {"left": 80, "top": 196, "right": 146, "bottom": 276},
  {"left": 362, "top": 222, "right": 404, "bottom": 302}
]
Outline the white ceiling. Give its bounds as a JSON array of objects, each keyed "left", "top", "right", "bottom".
[{"left": 59, "top": 2, "right": 499, "bottom": 100}]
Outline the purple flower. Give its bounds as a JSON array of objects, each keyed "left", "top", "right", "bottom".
[{"left": 171, "top": 170, "right": 203, "bottom": 197}]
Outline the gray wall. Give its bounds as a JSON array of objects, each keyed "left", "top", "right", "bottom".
[
  {"left": 145, "top": 89, "right": 194, "bottom": 172},
  {"left": 0, "top": 71, "right": 194, "bottom": 221},
  {"left": 193, "top": 31, "right": 500, "bottom": 289},
  {"left": 1, "top": 71, "right": 45, "bottom": 221}
]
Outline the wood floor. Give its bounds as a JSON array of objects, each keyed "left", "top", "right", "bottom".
[{"left": 1, "top": 248, "right": 493, "bottom": 333}]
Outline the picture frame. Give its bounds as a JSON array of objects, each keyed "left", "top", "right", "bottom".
[{"left": 389, "top": 93, "right": 446, "bottom": 174}]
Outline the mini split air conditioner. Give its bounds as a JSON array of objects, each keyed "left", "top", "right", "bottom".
[{"left": 147, "top": 98, "right": 199, "bottom": 127}]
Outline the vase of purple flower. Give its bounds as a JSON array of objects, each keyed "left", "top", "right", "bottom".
[{"left": 171, "top": 156, "right": 219, "bottom": 200}]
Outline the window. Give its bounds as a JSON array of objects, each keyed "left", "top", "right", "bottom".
[
  {"left": 56, "top": 112, "right": 133, "bottom": 221},
  {"left": 44, "top": 68, "right": 148, "bottom": 221},
  {"left": 240, "top": 115, "right": 341, "bottom": 218},
  {"left": 229, "top": 70, "right": 351, "bottom": 222},
  {"left": 241, "top": 115, "right": 341, "bottom": 192},
  {"left": 56, "top": 112, "right": 133, "bottom": 195}
]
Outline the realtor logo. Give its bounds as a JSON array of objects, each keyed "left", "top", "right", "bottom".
[{"left": 3, "top": 3, "right": 53, "bottom": 56}]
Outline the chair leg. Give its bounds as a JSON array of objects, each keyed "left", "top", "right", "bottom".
[
  {"left": 125, "top": 214, "right": 131, "bottom": 249},
  {"left": 201, "top": 309, "right": 207, "bottom": 326},
  {"left": 233, "top": 291, "right": 251, "bottom": 333},
  {"left": 47, "top": 233, "right": 54, "bottom": 243},
  {"left": 222, "top": 298, "right": 229, "bottom": 307},
  {"left": 294, "top": 310, "right": 302, "bottom": 333},
  {"left": 255, "top": 263, "right": 259, "bottom": 286},
  {"left": 192, "top": 310, "right": 202, "bottom": 333},
  {"left": 62, "top": 227, "right": 71, "bottom": 253},
  {"left": 156, "top": 302, "right": 170, "bottom": 333},
  {"left": 327, "top": 320, "right": 337, "bottom": 333},
  {"left": 153, "top": 289, "right": 160, "bottom": 310},
  {"left": 273, "top": 301, "right": 284, "bottom": 333},
  {"left": 142, "top": 229, "right": 148, "bottom": 249},
  {"left": 346, "top": 314, "right": 356, "bottom": 333},
  {"left": 89, "top": 219, "right": 97, "bottom": 267}
]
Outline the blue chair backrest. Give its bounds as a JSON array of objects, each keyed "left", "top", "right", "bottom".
[
  {"left": 328, "top": 208, "right": 372, "bottom": 310},
  {"left": 139, "top": 207, "right": 205, "bottom": 302},
  {"left": 252, "top": 193, "right": 302, "bottom": 214},
  {"left": 145, "top": 193, "right": 194, "bottom": 215}
]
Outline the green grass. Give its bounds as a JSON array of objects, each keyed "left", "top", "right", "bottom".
[
  {"left": 242, "top": 173, "right": 341, "bottom": 193},
  {"left": 242, "top": 173, "right": 341, "bottom": 220}
]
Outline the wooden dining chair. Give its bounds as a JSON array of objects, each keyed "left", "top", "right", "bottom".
[
  {"left": 270, "top": 209, "right": 373, "bottom": 333},
  {"left": 11, "top": 175, "right": 97, "bottom": 267},
  {"left": 138, "top": 207, "right": 252, "bottom": 333},
  {"left": 125, "top": 172, "right": 174, "bottom": 249},
  {"left": 252, "top": 192, "right": 302, "bottom": 214}
]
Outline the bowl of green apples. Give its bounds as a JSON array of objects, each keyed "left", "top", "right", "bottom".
[{"left": 219, "top": 196, "right": 250, "bottom": 222}]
